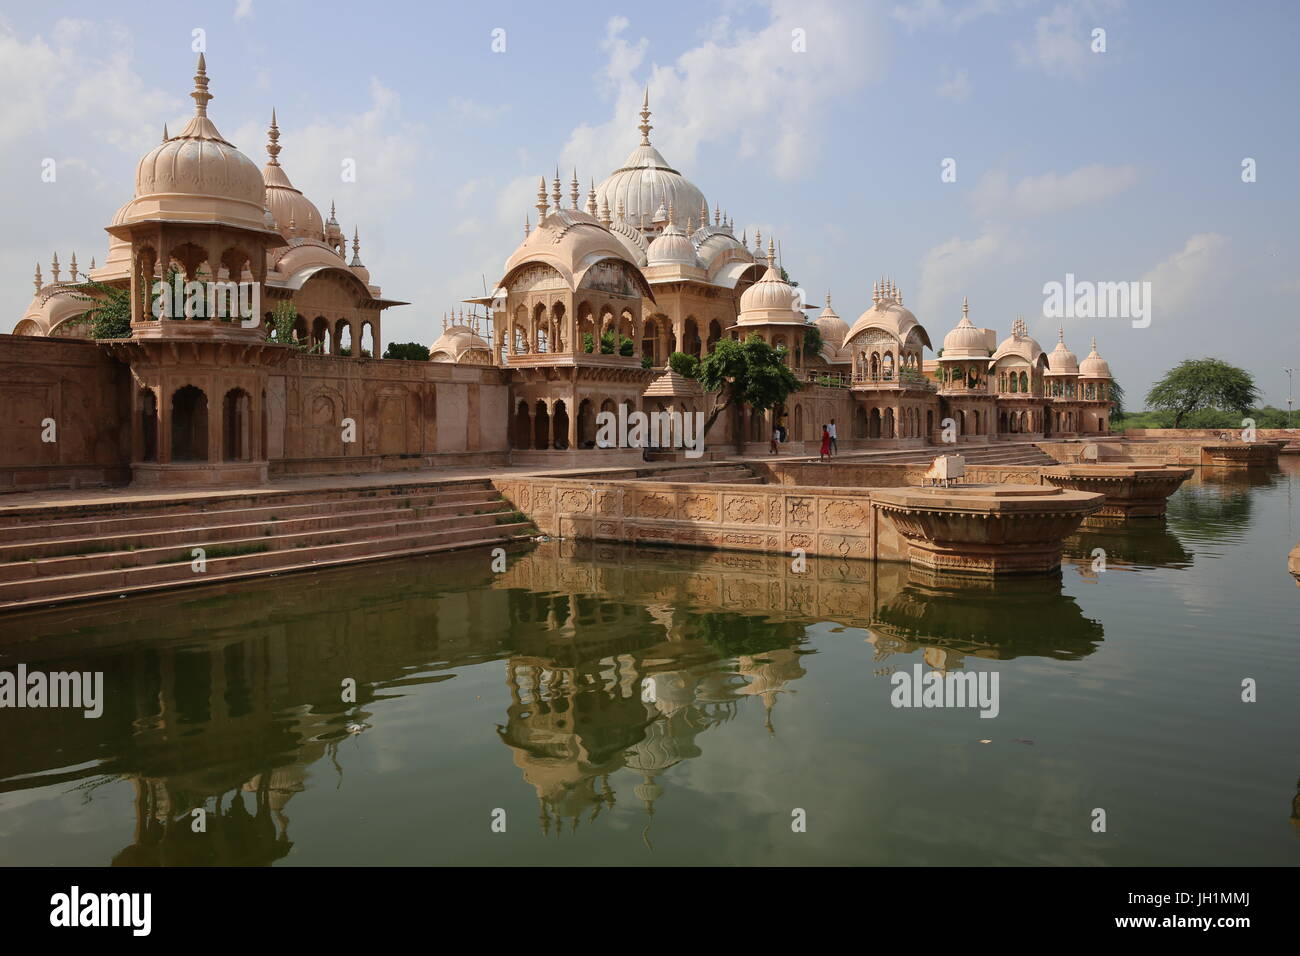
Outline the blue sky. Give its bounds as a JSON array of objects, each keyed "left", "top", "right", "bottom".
[{"left": 2, "top": 0, "right": 1297, "bottom": 406}]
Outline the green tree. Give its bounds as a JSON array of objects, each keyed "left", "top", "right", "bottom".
[
  {"left": 802, "top": 323, "right": 824, "bottom": 361},
  {"left": 668, "top": 351, "right": 699, "bottom": 379},
  {"left": 618, "top": 335, "right": 634, "bottom": 357},
  {"left": 599, "top": 330, "right": 616, "bottom": 354},
  {"left": 267, "top": 299, "right": 299, "bottom": 346},
  {"left": 1108, "top": 379, "right": 1126, "bottom": 419},
  {"left": 697, "top": 334, "right": 802, "bottom": 439},
  {"left": 383, "top": 341, "right": 430, "bottom": 361},
  {"left": 1145, "top": 359, "right": 1259, "bottom": 428},
  {"left": 70, "top": 279, "right": 133, "bottom": 339}
]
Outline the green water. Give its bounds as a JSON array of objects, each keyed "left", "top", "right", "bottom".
[{"left": 1, "top": 461, "right": 1297, "bottom": 866}]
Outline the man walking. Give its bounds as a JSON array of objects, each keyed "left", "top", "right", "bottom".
[{"left": 828, "top": 418, "right": 838, "bottom": 456}]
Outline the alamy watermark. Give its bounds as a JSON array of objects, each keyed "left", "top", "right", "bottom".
[
  {"left": 1043, "top": 273, "right": 1151, "bottom": 328},
  {"left": 0, "top": 664, "right": 103, "bottom": 718},
  {"left": 890, "top": 663, "right": 1000, "bottom": 718},
  {"left": 595, "top": 407, "right": 707, "bottom": 459},
  {"left": 152, "top": 275, "right": 260, "bottom": 327}
]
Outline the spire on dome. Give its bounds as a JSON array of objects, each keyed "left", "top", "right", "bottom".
[
  {"left": 551, "top": 167, "right": 561, "bottom": 212},
  {"left": 598, "top": 197, "right": 611, "bottom": 227},
  {"left": 1090, "top": 336, "right": 1098, "bottom": 352},
  {"left": 69, "top": 252, "right": 78, "bottom": 280},
  {"left": 714, "top": 204, "right": 721, "bottom": 226},
  {"left": 962, "top": 296, "right": 969, "bottom": 320},
  {"left": 1012, "top": 316, "right": 1027, "bottom": 338},
  {"left": 51, "top": 252, "right": 60, "bottom": 283},
  {"left": 754, "top": 228, "right": 762, "bottom": 255},
  {"left": 328, "top": 200, "right": 337, "bottom": 225},
  {"left": 766, "top": 237, "right": 776, "bottom": 270},
  {"left": 191, "top": 53, "right": 213, "bottom": 117},
  {"left": 638, "top": 87, "right": 653, "bottom": 145},
  {"left": 523, "top": 214, "right": 530, "bottom": 238},
  {"left": 266, "top": 109, "right": 282, "bottom": 165},
  {"left": 570, "top": 168, "right": 580, "bottom": 209},
  {"left": 33, "top": 262, "right": 42, "bottom": 293},
  {"left": 162, "top": 123, "right": 169, "bottom": 142},
  {"left": 586, "top": 178, "right": 597, "bottom": 216},
  {"left": 350, "top": 228, "right": 363, "bottom": 267},
  {"left": 536, "top": 176, "right": 549, "bottom": 219}
]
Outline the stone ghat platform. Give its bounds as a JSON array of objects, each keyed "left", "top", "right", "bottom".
[
  {"left": 1039, "top": 463, "right": 1194, "bottom": 519},
  {"left": 0, "top": 475, "right": 537, "bottom": 613},
  {"left": 1290, "top": 544, "right": 1300, "bottom": 588},
  {"left": 492, "top": 475, "right": 1103, "bottom": 576}
]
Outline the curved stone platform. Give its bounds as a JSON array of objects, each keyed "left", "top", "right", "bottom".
[
  {"left": 870, "top": 483, "right": 1104, "bottom": 575},
  {"left": 1039, "top": 462, "right": 1193, "bottom": 520},
  {"left": 1289, "top": 543, "right": 1300, "bottom": 589},
  {"left": 1201, "top": 443, "right": 1281, "bottom": 468}
]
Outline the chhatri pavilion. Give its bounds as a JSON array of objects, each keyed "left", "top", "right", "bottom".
[{"left": 4, "top": 57, "right": 1114, "bottom": 491}]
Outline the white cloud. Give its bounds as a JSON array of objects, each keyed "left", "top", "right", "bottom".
[
  {"left": 1014, "top": 1, "right": 1122, "bottom": 77},
  {"left": 449, "top": 98, "right": 509, "bottom": 123},
  {"left": 1141, "top": 232, "right": 1228, "bottom": 315},
  {"left": 972, "top": 163, "right": 1138, "bottom": 218},
  {"left": 893, "top": 0, "right": 1035, "bottom": 32},
  {"left": 559, "top": 1, "right": 888, "bottom": 184},
  {"left": 936, "top": 69, "right": 971, "bottom": 101},
  {"left": 234, "top": 0, "right": 254, "bottom": 22},
  {"left": 916, "top": 227, "right": 1021, "bottom": 320}
]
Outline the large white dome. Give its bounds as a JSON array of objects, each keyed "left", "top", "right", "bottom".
[{"left": 593, "top": 93, "right": 706, "bottom": 232}]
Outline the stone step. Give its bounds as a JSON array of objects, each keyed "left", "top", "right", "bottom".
[
  {"left": 0, "top": 497, "right": 514, "bottom": 562},
  {"left": 0, "top": 518, "right": 536, "bottom": 603},
  {"left": 0, "top": 509, "right": 523, "bottom": 584},
  {"left": 0, "top": 477, "right": 498, "bottom": 530},
  {"left": 0, "top": 531, "right": 535, "bottom": 613},
  {"left": 0, "top": 488, "right": 504, "bottom": 546}
]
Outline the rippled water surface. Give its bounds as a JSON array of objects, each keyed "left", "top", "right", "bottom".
[{"left": 1, "top": 460, "right": 1297, "bottom": 866}]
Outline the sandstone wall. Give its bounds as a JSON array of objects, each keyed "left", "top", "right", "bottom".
[{"left": 0, "top": 334, "right": 131, "bottom": 490}]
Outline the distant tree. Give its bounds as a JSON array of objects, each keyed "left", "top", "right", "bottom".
[
  {"left": 1108, "top": 379, "right": 1126, "bottom": 419},
  {"left": 668, "top": 351, "right": 699, "bottom": 379},
  {"left": 1146, "top": 359, "right": 1259, "bottom": 428},
  {"left": 383, "top": 342, "right": 430, "bottom": 361},
  {"left": 697, "top": 334, "right": 802, "bottom": 439}
]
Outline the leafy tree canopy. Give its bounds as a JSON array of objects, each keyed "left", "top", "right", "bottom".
[
  {"left": 668, "top": 351, "right": 699, "bottom": 379},
  {"left": 697, "top": 334, "right": 802, "bottom": 434},
  {"left": 1145, "top": 358, "right": 1259, "bottom": 428},
  {"left": 383, "top": 342, "right": 430, "bottom": 361}
]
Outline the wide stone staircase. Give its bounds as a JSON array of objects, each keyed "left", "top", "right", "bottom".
[
  {"left": 0, "top": 479, "right": 534, "bottom": 612},
  {"left": 629, "top": 462, "right": 765, "bottom": 484}
]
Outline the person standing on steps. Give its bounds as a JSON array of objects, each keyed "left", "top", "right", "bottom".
[{"left": 828, "top": 418, "right": 838, "bottom": 456}]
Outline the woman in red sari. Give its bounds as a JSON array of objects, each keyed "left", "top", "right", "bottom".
[{"left": 819, "top": 425, "right": 831, "bottom": 461}]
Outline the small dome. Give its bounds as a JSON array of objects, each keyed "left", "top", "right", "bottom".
[
  {"left": 941, "top": 297, "right": 990, "bottom": 358},
  {"left": 430, "top": 322, "right": 492, "bottom": 364},
  {"left": 123, "top": 56, "right": 269, "bottom": 233},
  {"left": 262, "top": 111, "right": 324, "bottom": 240},
  {"left": 991, "top": 317, "right": 1045, "bottom": 366},
  {"left": 1079, "top": 338, "right": 1112, "bottom": 378},
  {"left": 1045, "top": 329, "right": 1080, "bottom": 375},
  {"left": 645, "top": 219, "right": 698, "bottom": 267},
  {"left": 844, "top": 280, "right": 932, "bottom": 350},
  {"left": 738, "top": 265, "right": 800, "bottom": 324},
  {"left": 814, "top": 293, "right": 849, "bottom": 347}
]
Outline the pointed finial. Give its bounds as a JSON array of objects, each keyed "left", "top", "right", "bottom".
[
  {"left": 639, "top": 87, "right": 653, "bottom": 145},
  {"left": 872, "top": 280, "right": 879, "bottom": 303},
  {"left": 714, "top": 204, "right": 721, "bottom": 226},
  {"left": 51, "top": 252, "right": 60, "bottom": 282},
  {"left": 551, "top": 167, "right": 561, "bottom": 212},
  {"left": 1091, "top": 336, "right": 1098, "bottom": 351},
  {"left": 162, "top": 123, "right": 169, "bottom": 142},
  {"left": 34, "top": 262, "right": 42, "bottom": 292},
  {"left": 570, "top": 168, "right": 580, "bottom": 209},
  {"left": 191, "top": 52, "right": 213, "bottom": 117},
  {"left": 350, "top": 227, "right": 363, "bottom": 267},
  {"left": 754, "top": 228, "right": 762, "bottom": 254},
  {"left": 616, "top": 197, "right": 626, "bottom": 222},
  {"left": 90, "top": 257, "right": 95, "bottom": 271},
  {"left": 667, "top": 201, "right": 676, "bottom": 227},
  {"left": 598, "top": 197, "right": 611, "bottom": 227},
  {"left": 766, "top": 238, "right": 776, "bottom": 270},
  {"left": 524, "top": 214, "right": 531, "bottom": 238},
  {"left": 962, "top": 295, "right": 969, "bottom": 320},
  {"left": 328, "top": 200, "right": 337, "bottom": 224},
  {"left": 536, "top": 176, "right": 549, "bottom": 219},
  {"left": 266, "top": 110, "right": 282, "bottom": 165},
  {"left": 1058, "top": 327, "right": 1065, "bottom": 342},
  {"left": 587, "top": 178, "right": 597, "bottom": 216},
  {"left": 826, "top": 292, "right": 832, "bottom": 308},
  {"left": 69, "top": 252, "right": 78, "bottom": 280}
]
